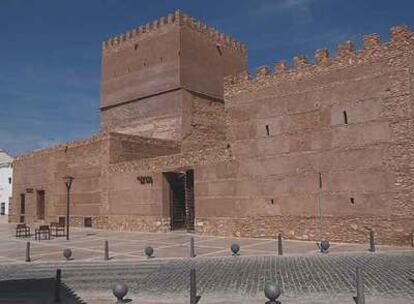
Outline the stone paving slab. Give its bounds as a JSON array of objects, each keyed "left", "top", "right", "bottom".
[{"left": 0, "top": 217, "right": 412, "bottom": 263}]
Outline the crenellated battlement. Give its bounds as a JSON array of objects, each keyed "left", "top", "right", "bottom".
[
  {"left": 225, "top": 25, "right": 414, "bottom": 97},
  {"left": 102, "top": 10, "right": 247, "bottom": 56}
]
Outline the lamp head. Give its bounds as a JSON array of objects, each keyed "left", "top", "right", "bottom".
[{"left": 63, "top": 176, "right": 74, "bottom": 189}]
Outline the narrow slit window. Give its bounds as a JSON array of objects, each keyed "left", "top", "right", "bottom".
[
  {"left": 271, "top": 199, "right": 274, "bottom": 205},
  {"left": 134, "top": 43, "right": 139, "bottom": 51},
  {"left": 343, "top": 111, "right": 348, "bottom": 124},
  {"left": 350, "top": 197, "right": 355, "bottom": 204},
  {"left": 265, "top": 125, "right": 270, "bottom": 136}
]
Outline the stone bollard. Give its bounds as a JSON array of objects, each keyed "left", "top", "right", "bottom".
[
  {"left": 112, "top": 282, "right": 128, "bottom": 304},
  {"left": 63, "top": 248, "right": 72, "bottom": 261},
  {"left": 144, "top": 246, "right": 154, "bottom": 258},
  {"left": 277, "top": 233, "right": 283, "bottom": 256},
  {"left": 368, "top": 230, "right": 376, "bottom": 253},
  {"left": 25, "top": 242, "right": 31, "bottom": 262},
  {"left": 190, "top": 268, "right": 201, "bottom": 304},
  {"left": 318, "top": 239, "right": 330, "bottom": 254},
  {"left": 189, "top": 236, "right": 196, "bottom": 258},
  {"left": 264, "top": 280, "right": 281, "bottom": 304},
  {"left": 54, "top": 269, "right": 61, "bottom": 303},
  {"left": 353, "top": 266, "right": 365, "bottom": 304},
  {"left": 104, "top": 240, "right": 109, "bottom": 261},
  {"left": 231, "top": 243, "right": 240, "bottom": 256}
]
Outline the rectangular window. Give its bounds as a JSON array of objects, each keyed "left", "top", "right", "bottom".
[
  {"left": 84, "top": 217, "right": 92, "bottom": 228},
  {"left": 58, "top": 217, "right": 66, "bottom": 226},
  {"left": 20, "top": 193, "right": 25, "bottom": 214},
  {"left": 37, "top": 190, "right": 45, "bottom": 220},
  {"left": 19, "top": 215, "right": 25, "bottom": 223},
  {"left": 8, "top": 177, "right": 11, "bottom": 184}
]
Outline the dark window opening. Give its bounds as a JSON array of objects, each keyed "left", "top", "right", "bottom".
[
  {"left": 350, "top": 197, "right": 355, "bottom": 204},
  {"left": 19, "top": 215, "right": 25, "bottom": 223},
  {"left": 216, "top": 45, "right": 222, "bottom": 56},
  {"left": 134, "top": 43, "right": 139, "bottom": 50},
  {"left": 84, "top": 217, "right": 92, "bottom": 228},
  {"left": 8, "top": 177, "right": 11, "bottom": 184},
  {"left": 343, "top": 111, "right": 348, "bottom": 124},
  {"left": 20, "top": 193, "right": 25, "bottom": 214},
  {"left": 58, "top": 217, "right": 66, "bottom": 226},
  {"left": 226, "top": 144, "right": 231, "bottom": 149},
  {"left": 36, "top": 190, "right": 45, "bottom": 220},
  {"left": 319, "top": 172, "right": 323, "bottom": 189},
  {"left": 271, "top": 199, "right": 274, "bottom": 205},
  {"left": 265, "top": 125, "right": 270, "bottom": 136}
]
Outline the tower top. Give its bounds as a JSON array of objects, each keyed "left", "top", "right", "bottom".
[{"left": 102, "top": 10, "right": 247, "bottom": 56}]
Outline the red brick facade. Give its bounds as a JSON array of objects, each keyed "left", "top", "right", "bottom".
[{"left": 10, "top": 12, "right": 414, "bottom": 245}]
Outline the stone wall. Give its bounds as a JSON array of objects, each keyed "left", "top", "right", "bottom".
[
  {"left": 11, "top": 135, "right": 106, "bottom": 224},
  {"left": 108, "top": 132, "right": 180, "bottom": 163},
  {"left": 195, "top": 216, "right": 413, "bottom": 246},
  {"left": 194, "top": 25, "right": 414, "bottom": 245}
]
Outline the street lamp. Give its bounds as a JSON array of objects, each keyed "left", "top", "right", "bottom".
[{"left": 63, "top": 176, "right": 74, "bottom": 240}]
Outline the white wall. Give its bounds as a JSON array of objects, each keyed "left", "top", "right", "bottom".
[{"left": 0, "top": 165, "right": 12, "bottom": 215}]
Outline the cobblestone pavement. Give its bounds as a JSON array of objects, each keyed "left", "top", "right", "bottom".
[{"left": 0, "top": 252, "right": 413, "bottom": 303}]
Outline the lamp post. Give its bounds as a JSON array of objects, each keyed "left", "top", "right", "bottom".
[{"left": 63, "top": 176, "right": 74, "bottom": 240}]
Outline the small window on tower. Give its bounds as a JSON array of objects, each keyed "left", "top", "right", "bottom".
[
  {"left": 8, "top": 177, "right": 11, "bottom": 184},
  {"left": 265, "top": 125, "right": 270, "bottom": 136},
  {"left": 134, "top": 43, "right": 139, "bottom": 51}
]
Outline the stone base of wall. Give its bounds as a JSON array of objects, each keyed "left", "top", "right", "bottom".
[
  {"left": 92, "top": 215, "right": 171, "bottom": 233},
  {"left": 195, "top": 216, "right": 413, "bottom": 246},
  {"left": 11, "top": 215, "right": 171, "bottom": 233}
]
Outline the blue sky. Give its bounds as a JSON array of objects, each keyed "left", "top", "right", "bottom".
[{"left": 0, "top": 0, "right": 413, "bottom": 156}]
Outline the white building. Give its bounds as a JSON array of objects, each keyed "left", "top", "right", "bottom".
[{"left": 0, "top": 149, "right": 13, "bottom": 216}]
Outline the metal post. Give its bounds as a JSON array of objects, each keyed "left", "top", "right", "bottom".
[
  {"left": 317, "top": 172, "right": 323, "bottom": 239},
  {"left": 66, "top": 187, "right": 70, "bottom": 240},
  {"left": 353, "top": 266, "right": 365, "bottom": 304},
  {"left": 54, "top": 269, "right": 61, "bottom": 303},
  {"left": 25, "top": 242, "right": 31, "bottom": 262},
  {"left": 190, "top": 268, "right": 200, "bottom": 303},
  {"left": 277, "top": 233, "right": 283, "bottom": 256},
  {"left": 104, "top": 240, "right": 109, "bottom": 260},
  {"left": 63, "top": 176, "right": 74, "bottom": 241},
  {"left": 368, "top": 230, "right": 375, "bottom": 252},
  {"left": 190, "top": 236, "right": 195, "bottom": 258}
]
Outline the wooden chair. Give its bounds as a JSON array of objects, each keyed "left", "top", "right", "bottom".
[
  {"left": 50, "top": 222, "right": 65, "bottom": 237},
  {"left": 35, "top": 225, "right": 51, "bottom": 240},
  {"left": 15, "top": 224, "right": 30, "bottom": 238}
]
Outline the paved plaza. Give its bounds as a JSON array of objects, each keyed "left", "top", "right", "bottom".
[
  {"left": 0, "top": 217, "right": 411, "bottom": 262},
  {"left": 0, "top": 217, "right": 413, "bottom": 303}
]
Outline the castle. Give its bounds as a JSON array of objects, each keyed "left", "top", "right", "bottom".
[{"left": 10, "top": 11, "right": 414, "bottom": 245}]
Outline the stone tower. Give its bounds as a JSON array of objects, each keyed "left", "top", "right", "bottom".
[{"left": 100, "top": 10, "right": 247, "bottom": 151}]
